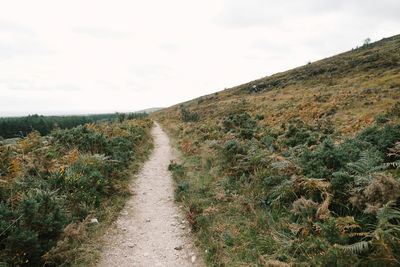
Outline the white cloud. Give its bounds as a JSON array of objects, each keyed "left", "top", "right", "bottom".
[{"left": 0, "top": 0, "right": 399, "bottom": 116}]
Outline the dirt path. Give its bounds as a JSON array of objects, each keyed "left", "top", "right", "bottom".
[{"left": 98, "top": 123, "right": 204, "bottom": 267}]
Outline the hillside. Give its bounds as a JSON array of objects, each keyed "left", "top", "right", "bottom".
[
  {"left": 155, "top": 34, "right": 400, "bottom": 136},
  {"left": 152, "top": 35, "right": 400, "bottom": 266}
]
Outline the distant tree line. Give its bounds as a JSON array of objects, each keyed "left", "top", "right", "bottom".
[
  {"left": 116, "top": 112, "right": 148, "bottom": 123},
  {"left": 0, "top": 112, "right": 148, "bottom": 139}
]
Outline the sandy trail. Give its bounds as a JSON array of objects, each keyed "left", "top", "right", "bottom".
[{"left": 98, "top": 122, "right": 203, "bottom": 267}]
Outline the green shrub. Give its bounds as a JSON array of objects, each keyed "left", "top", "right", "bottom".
[
  {"left": 181, "top": 107, "right": 200, "bottom": 122},
  {"left": 0, "top": 190, "right": 68, "bottom": 265},
  {"left": 230, "top": 113, "right": 256, "bottom": 129},
  {"left": 239, "top": 128, "right": 254, "bottom": 139},
  {"left": 168, "top": 161, "right": 186, "bottom": 182},
  {"left": 221, "top": 113, "right": 257, "bottom": 140},
  {"left": 300, "top": 122, "right": 400, "bottom": 178},
  {"left": 356, "top": 123, "right": 400, "bottom": 157},
  {"left": 176, "top": 181, "right": 190, "bottom": 201},
  {"left": 255, "top": 114, "right": 264, "bottom": 120},
  {"left": 283, "top": 125, "right": 317, "bottom": 147},
  {"left": 375, "top": 114, "right": 388, "bottom": 124},
  {"left": 260, "top": 135, "right": 276, "bottom": 150},
  {"left": 222, "top": 139, "right": 246, "bottom": 164},
  {"left": 222, "top": 119, "right": 234, "bottom": 131}
]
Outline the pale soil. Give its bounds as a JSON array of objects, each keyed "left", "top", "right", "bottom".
[{"left": 97, "top": 122, "right": 204, "bottom": 267}]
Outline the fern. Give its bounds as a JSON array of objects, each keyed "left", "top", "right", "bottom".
[
  {"left": 376, "top": 203, "right": 400, "bottom": 229},
  {"left": 384, "top": 161, "right": 400, "bottom": 168},
  {"left": 347, "top": 152, "right": 385, "bottom": 176},
  {"left": 334, "top": 241, "right": 370, "bottom": 254}
]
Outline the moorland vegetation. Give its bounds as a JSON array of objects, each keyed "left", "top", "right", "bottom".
[
  {"left": 0, "top": 117, "right": 153, "bottom": 266},
  {"left": 153, "top": 35, "right": 400, "bottom": 266}
]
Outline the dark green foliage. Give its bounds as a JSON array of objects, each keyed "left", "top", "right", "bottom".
[
  {"left": 168, "top": 161, "right": 186, "bottom": 181},
  {"left": 222, "top": 113, "right": 256, "bottom": 140},
  {"left": 1, "top": 190, "right": 67, "bottom": 265},
  {"left": 300, "top": 123, "right": 400, "bottom": 178},
  {"left": 52, "top": 125, "right": 107, "bottom": 153},
  {"left": 168, "top": 162, "right": 190, "bottom": 202},
  {"left": 357, "top": 123, "right": 400, "bottom": 157},
  {"left": 0, "top": 113, "right": 119, "bottom": 139},
  {"left": 45, "top": 162, "right": 108, "bottom": 219},
  {"left": 239, "top": 128, "right": 254, "bottom": 139},
  {"left": 222, "top": 119, "right": 234, "bottom": 130},
  {"left": 301, "top": 137, "right": 349, "bottom": 178},
  {"left": 219, "top": 121, "right": 399, "bottom": 264},
  {"left": 255, "top": 114, "right": 264, "bottom": 120},
  {"left": 260, "top": 135, "right": 276, "bottom": 150},
  {"left": 331, "top": 171, "right": 352, "bottom": 191},
  {"left": 52, "top": 123, "right": 147, "bottom": 170},
  {"left": 230, "top": 113, "right": 256, "bottom": 129},
  {"left": 181, "top": 107, "right": 200, "bottom": 122},
  {"left": 176, "top": 181, "right": 190, "bottom": 202},
  {"left": 116, "top": 112, "right": 148, "bottom": 123},
  {"left": 375, "top": 114, "right": 388, "bottom": 124},
  {"left": 263, "top": 176, "right": 297, "bottom": 206},
  {"left": 222, "top": 139, "right": 246, "bottom": 164},
  {"left": 283, "top": 125, "right": 318, "bottom": 147}
]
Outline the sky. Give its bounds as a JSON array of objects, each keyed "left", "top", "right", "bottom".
[{"left": 1, "top": 0, "right": 400, "bottom": 117}]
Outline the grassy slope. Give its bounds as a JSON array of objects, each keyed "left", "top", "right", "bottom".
[
  {"left": 156, "top": 34, "right": 400, "bottom": 136},
  {"left": 152, "top": 35, "right": 400, "bottom": 266}
]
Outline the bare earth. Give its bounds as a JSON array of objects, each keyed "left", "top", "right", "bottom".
[{"left": 98, "top": 123, "right": 204, "bottom": 267}]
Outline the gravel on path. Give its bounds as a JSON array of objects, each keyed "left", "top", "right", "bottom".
[{"left": 97, "top": 122, "right": 204, "bottom": 267}]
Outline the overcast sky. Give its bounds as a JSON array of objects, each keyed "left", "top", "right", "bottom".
[{"left": 1, "top": 0, "right": 399, "bottom": 116}]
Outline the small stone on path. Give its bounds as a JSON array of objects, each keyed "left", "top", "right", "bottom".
[
  {"left": 127, "top": 243, "right": 136, "bottom": 248},
  {"left": 191, "top": 255, "right": 197, "bottom": 263}
]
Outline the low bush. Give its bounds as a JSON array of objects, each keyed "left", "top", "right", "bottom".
[
  {"left": 0, "top": 118, "right": 153, "bottom": 265},
  {"left": 181, "top": 107, "right": 200, "bottom": 122},
  {"left": 283, "top": 124, "right": 318, "bottom": 147},
  {"left": 221, "top": 113, "right": 257, "bottom": 140}
]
